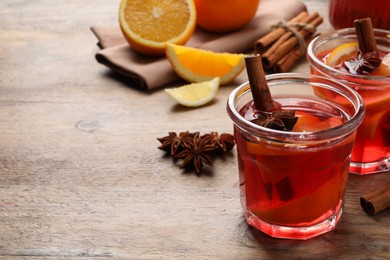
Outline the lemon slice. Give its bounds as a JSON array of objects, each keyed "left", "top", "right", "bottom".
[
  {"left": 164, "top": 77, "right": 220, "bottom": 107},
  {"left": 165, "top": 43, "right": 245, "bottom": 85},
  {"left": 326, "top": 42, "right": 358, "bottom": 66}
]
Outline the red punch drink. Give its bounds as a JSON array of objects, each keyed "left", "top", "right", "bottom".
[
  {"left": 329, "top": 0, "right": 390, "bottom": 30},
  {"left": 227, "top": 74, "right": 364, "bottom": 239},
  {"left": 308, "top": 28, "right": 390, "bottom": 174}
]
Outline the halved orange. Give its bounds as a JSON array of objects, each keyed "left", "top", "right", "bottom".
[
  {"left": 326, "top": 42, "right": 358, "bottom": 66},
  {"left": 165, "top": 43, "right": 245, "bottom": 84},
  {"left": 119, "top": 0, "right": 197, "bottom": 56}
]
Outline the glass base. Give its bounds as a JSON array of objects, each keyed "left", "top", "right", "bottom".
[
  {"left": 350, "top": 157, "right": 390, "bottom": 175},
  {"left": 244, "top": 206, "right": 342, "bottom": 240}
]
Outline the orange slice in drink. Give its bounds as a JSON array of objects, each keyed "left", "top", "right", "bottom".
[
  {"left": 119, "top": 0, "right": 196, "bottom": 56},
  {"left": 373, "top": 53, "right": 390, "bottom": 76},
  {"left": 165, "top": 43, "right": 245, "bottom": 85},
  {"left": 246, "top": 139, "right": 322, "bottom": 156},
  {"left": 364, "top": 94, "right": 390, "bottom": 112},
  {"left": 326, "top": 42, "right": 358, "bottom": 66},
  {"left": 292, "top": 111, "right": 343, "bottom": 132},
  {"left": 252, "top": 171, "right": 345, "bottom": 225}
]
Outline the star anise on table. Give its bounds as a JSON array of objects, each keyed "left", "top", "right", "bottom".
[
  {"left": 343, "top": 51, "right": 382, "bottom": 75},
  {"left": 251, "top": 110, "right": 298, "bottom": 131},
  {"left": 174, "top": 132, "right": 215, "bottom": 174},
  {"left": 157, "top": 131, "right": 195, "bottom": 156},
  {"left": 157, "top": 131, "right": 235, "bottom": 174},
  {"left": 202, "top": 132, "right": 235, "bottom": 152}
]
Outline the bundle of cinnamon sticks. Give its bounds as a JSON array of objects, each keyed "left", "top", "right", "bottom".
[{"left": 254, "top": 11, "right": 323, "bottom": 73}]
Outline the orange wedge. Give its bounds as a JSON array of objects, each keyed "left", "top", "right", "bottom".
[
  {"left": 119, "top": 0, "right": 197, "bottom": 56},
  {"left": 326, "top": 42, "right": 358, "bottom": 66},
  {"left": 165, "top": 43, "right": 245, "bottom": 85}
]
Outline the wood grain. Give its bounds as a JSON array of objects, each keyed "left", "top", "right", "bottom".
[{"left": 1, "top": 0, "right": 390, "bottom": 259}]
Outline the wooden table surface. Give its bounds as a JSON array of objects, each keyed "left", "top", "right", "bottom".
[{"left": 1, "top": 0, "right": 390, "bottom": 259}]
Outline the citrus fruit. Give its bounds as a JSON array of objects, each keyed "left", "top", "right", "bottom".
[
  {"left": 119, "top": 0, "right": 197, "bottom": 56},
  {"left": 373, "top": 53, "right": 390, "bottom": 76},
  {"left": 326, "top": 42, "right": 358, "bottom": 66},
  {"left": 194, "top": 0, "right": 260, "bottom": 33},
  {"left": 292, "top": 112, "right": 343, "bottom": 132},
  {"left": 165, "top": 43, "right": 245, "bottom": 84},
  {"left": 164, "top": 77, "right": 220, "bottom": 107}
]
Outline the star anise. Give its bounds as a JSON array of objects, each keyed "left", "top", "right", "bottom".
[
  {"left": 157, "top": 131, "right": 236, "bottom": 174},
  {"left": 174, "top": 132, "right": 215, "bottom": 174},
  {"left": 251, "top": 110, "right": 298, "bottom": 131},
  {"left": 202, "top": 132, "right": 235, "bottom": 152},
  {"left": 157, "top": 131, "right": 195, "bottom": 156},
  {"left": 343, "top": 51, "right": 382, "bottom": 75}
]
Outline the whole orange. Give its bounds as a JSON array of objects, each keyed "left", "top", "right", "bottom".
[{"left": 194, "top": 0, "right": 260, "bottom": 33}]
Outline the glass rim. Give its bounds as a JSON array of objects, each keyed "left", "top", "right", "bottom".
[
  {"left": 307, "top": 27, "right": 390, "bottom": 84},
  {"left": 226, "top": 73, "right": 365, "bottom": 141}
]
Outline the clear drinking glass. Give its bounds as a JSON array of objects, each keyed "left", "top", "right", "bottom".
[
  {"left": 226, "top": 73, "right": 365, "bottom": 239},
  {"left": 307, "top": 28, "right": 390, "bottom": 174}
]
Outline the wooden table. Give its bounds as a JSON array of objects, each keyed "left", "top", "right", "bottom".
[{"left": 1, "top": 0, "right": 390, "bottom": 259}]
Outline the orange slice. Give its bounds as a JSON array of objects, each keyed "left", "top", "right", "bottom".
[
  {"left": 165, "top": 43, "right": 245, "bottom": 85},
  {"left": 326, "top": 42, "right": 358, "bottom": 66},
  {"left": 364, "top": 94, "right": 390, "bottom": 112},
  {"left": 246, "top": 140, "right": 322, "bottom": 156},
  {"left": 373, "top": 53, "right": 390, "bottom": 76},
  {"left": 293, "top": 112, "right": 343, "bottom": 132},
  {"left": 119, "top": 0, "right": 197, "bottom": 56},
  {"left": 252, "top": 172, "right": 345, "bottom": 225}
]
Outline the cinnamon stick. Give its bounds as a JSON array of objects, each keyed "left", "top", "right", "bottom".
[
  {"left": 273, "top": 34, "right": 318, "bottom": 73},
  {"left": 254, "top": 11, "right": 308, "bottom": 51},
  {"left": 257, "top": 30, "right": 292, "bottom": 62},
  {"left": 244, "top": 54, "right": 275, "bottom": 112},
  {"left": 360, "top": 184, "right": 390, "bottom": 215},
  {"left": 262, "top": 13, "right": 323, "bottom": 68},
  {"left": 354, "top": 18, "right": 377, "bottom": 54},
  {"left": 261, "top": 12, "right": 319, "bottom": 50},
  {"left": 261, "top": 12, "right": 318, "bottom": 58},
  {"left": 256, "top": 12, "right": 312, "bottom": 57}
]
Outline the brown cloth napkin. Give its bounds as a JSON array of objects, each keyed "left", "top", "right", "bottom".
[{"left": 91, "top": 0, "right": 307, "bottom": 90}]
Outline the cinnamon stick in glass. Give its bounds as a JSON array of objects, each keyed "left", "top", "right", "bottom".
[
  {"left": 244, "top": 54, "right": 275, "bottom": 112},
  {"left": 360, "top": 184, "right": 390, "bottom": 215},
  {"left": 354, "top": 18, "right": 377, "bottom": 54}
]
